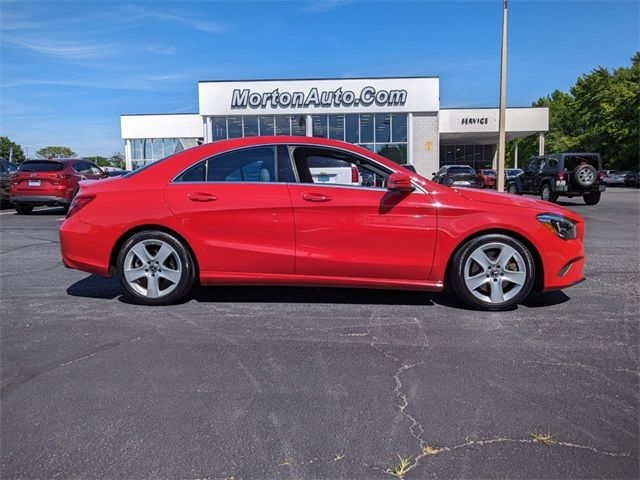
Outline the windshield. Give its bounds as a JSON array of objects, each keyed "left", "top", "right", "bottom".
[
  {"left": 482, "top": 170, "right": 497, "bottom": 175},
  {"left": 447, "top": 167, "right": 474, "bottom": 174},
  {"left": 18, "top": 161, "right": 64, "bottom": 172}
]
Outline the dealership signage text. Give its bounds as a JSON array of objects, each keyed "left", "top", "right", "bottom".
[
  {"left": 461, "top": 117, "right": 489, "bottom": 125},
  {"left": 231, "top": 86, "right": 408, "bottom": 110}
]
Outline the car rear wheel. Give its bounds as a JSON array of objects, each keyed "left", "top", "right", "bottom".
[
  {"left": 450, "top": 234, "right": 536, "bottom": 311},
  {"left": 117, "top": 230, "right": 196, "bottom": 305},
  {"left": 583, "top": 191, "right": 601, "bottom": 205},
  {"left": 15, "top": 204, "right": 33, "bottom": 215},
  {"left": 540, "top": 183, "right": 558, "bottom": 203},
  {"left": 508, "top": 184, "right": 518, "bottom": 194}
]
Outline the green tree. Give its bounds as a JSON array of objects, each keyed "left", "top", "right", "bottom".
[
  {"left": 506, "top": 52, "right": 639, "bottom": 171},
  {"left": 36, "top": 146, "right": 76, "bottom": 158},
  {"left": 0, "top": 136, "right": 26, "bottom": 164},
  {"left": 110, "top": 152, "right": 125, "bottom": 169},
  {"left": 83, "top": 155, "right": 110, "bottom": 167}
]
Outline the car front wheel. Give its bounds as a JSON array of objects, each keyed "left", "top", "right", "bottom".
[
  {"left": 450, "top": 234, "right": 536, "bottom": 311},
  {"left": 117, "top": 230, "right": 196, "bottom": 305}
]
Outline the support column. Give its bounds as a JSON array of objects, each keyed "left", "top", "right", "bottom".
[
  {"left": 514, "top": 138, "right": 519, "bottom": 168},
  {"left": 305, "top": 114, "right": 313, "bottom": 137},
  {"left": 492, "top": 146, "right": 498, "bottom": 170},
  {"left": 407, "top": 113, "right": 414, "bottom": 165},
  {"left": 204, "top": 116, "right": 212, "bottom": 143},
  {"left": 538, "top": 132, "right": 545, "bottom": 156},
  {"left": 124, "top": 139, "right": 132, "bottom": 171}
]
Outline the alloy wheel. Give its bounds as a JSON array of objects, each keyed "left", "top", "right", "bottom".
[
  {"left": 463, "top": 242, "right": 527, "bottom": 304},
  {"left": 123, "top": 239, "right": 182, "bottom": 299}
]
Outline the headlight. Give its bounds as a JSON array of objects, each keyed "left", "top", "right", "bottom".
[{"left": 537, "top": 213, "right": 577, "bottom": 240}]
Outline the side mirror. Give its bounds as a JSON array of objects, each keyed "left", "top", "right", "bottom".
[
  {"left": 387, "top": 173, "right": 414, "bottom": 192},
  {"left": 431, "top": 172, "right": 436, "bottom": 176}
]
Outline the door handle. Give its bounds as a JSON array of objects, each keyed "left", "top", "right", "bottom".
[
  {"left": 301, "top": 192, "right": 331, "bottom": 202},
  {"left": 188, "top": 192, "right": 217, "bottom": 202}
]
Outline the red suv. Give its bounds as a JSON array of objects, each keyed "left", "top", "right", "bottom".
[
  {"left": 476, "top": 169, "right": 497, "bottom": 188},
  {"left": 11, "top": 159, "right": 107, "bottom": 214}
]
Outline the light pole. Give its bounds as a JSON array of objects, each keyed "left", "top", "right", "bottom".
[{"left": 496, "top": 0, "right": 508, "bottom": 192}]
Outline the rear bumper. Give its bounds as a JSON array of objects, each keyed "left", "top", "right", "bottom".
[
  {"left": 59, "top": 216, "right": 115, "bottom": 277},
  {"left": 11, "top": 195, "right": 71, "bottom": 206},
  {"left": 554, "top": 185, "right": 606, "bottom": 194}
]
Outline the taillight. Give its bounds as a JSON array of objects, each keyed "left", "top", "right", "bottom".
[
  {"left": 67, "top": 195, "right": 95, "bottom": 218},
  {"left": 351, "top": 166, "right": 359, "bottom": 183},
  {"left": 556, "top": 171, "right": 566, "bottom": 181},
  {"left": 597, "top": 171, "right": 605, "bottom": 180}
]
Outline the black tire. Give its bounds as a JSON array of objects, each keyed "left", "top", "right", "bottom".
[
  {"left": 540, "top": 183, "right": 558, "bottom": 203},
  {"left": 573, "top": 164, "right": 597, "bottom": 187},
  {"left": 449, "top": 233, "right": 536, "bottom": 311},
  {"left": 15, "top": 204, "right": 33, "bottom": 215},
  {"left": 116, "top": 230, "right": 196, "bottom": 306},
  {"left": 583, "top": 191, "right": 601, "bottom": 205},
  {"left": 508, "top": 184, "right": 518, "bottom": 194}
]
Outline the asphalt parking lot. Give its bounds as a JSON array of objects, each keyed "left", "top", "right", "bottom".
[{"left": 1, "top": 189, "right": 638, "bottom": 479}]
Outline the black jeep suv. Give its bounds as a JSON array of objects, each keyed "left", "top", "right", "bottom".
[{"left": 516, "top": 153, "right": 606, "bottom": 205}]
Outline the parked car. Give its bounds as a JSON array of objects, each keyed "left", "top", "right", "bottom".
[
  {"left": 105, "top": 169, "right": 131, "bottom": 177},
  {"left": 517, "top": 153, "right": 605, "bottom": 205},
  {"left": 0, "top": 159, "right": 18, "bottom": 205},
  {"left": 476, "top": 169, "right": 497, "bottom": 188},
  {"left": 623, "top": 171, "right": 640, "bottom": 188},
  {"left": 432, "top": 165, "right": 481, "bottom": 188},
  {"left": 603, "top": 170, "right": 627, "bottom": 186},
  {"left": 10, "top": 159, "right": 107, "bottom": 214},
  {"left": 505, "top": 168, "right": 524, "bottom": 194},
  {"left": 60, "top": 136, "right": 586, "bottom": 311},
  {"left": 307, "top": 155, "right": 360, "bottom": 185}
]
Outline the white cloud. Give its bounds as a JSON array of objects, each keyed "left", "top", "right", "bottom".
[
  {"left": 146, "top": 45, "right": 177, "bottom": 56},
  {"left": 300, "top": 0, "right": 353, "bottom": 13},
  {"left": 2, "top": 73, "right": 185, "bottom": 92},
  {"left": 128, "top": 7, "right": 227, "bottom": 34},
  {"left": 3, "top": 35, "right": 121, "bottom": 61}
]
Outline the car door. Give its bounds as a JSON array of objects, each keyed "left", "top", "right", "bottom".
[
  {"left": 521, "top": 158, "right": 541, "bottom": 192},
  {"left": 286, "top": 145, "right": 437, "bottom": 281},
  {"left": 0, "top": 161, "right": 9, "bottom": 199},
  {"left": 163, "top": 145, "right": 297, "bottom": 275}
]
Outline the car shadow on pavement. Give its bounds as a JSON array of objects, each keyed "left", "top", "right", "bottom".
[{"left": 67, "top": 274, "right": 570, "bottom": 310}]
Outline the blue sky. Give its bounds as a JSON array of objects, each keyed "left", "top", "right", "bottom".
[{"left": 1, "top": 0, "right": 638, "bottom": 157}]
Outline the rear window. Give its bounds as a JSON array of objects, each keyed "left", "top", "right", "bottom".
[
  {"left": 18, "top": 161, "right": 64, "bottom": 172},
  {"left": 482, "top": 170, "right": 497, "bottom": 175},
  {"left": 563, "top": 155, "right": 600, "bottom": 171},
  {"left": 447, "top": 167, "right": 475, "bottom": 174}
]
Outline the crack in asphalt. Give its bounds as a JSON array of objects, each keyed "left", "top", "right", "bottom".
[{"left": 0, "top": 331, "right": 154, "bottom": 398}]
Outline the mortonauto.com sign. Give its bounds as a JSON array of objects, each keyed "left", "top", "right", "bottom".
[
  {"left": 231, "top": 86, "right": 407, "bottom": 110},
  {"left": 198, "top": 77, "right": 439, "bottom": 115}
]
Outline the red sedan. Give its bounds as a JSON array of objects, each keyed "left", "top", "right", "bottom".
[{"left": 59, "top": 136, "right": 585, "bottom": 310}]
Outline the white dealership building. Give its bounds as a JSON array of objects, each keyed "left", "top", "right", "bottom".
[{"left": 120, "top": 76, "right": 549, "bottom": 175}]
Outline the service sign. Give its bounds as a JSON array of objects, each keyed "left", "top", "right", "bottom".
[{"left": 199, "top": 77, "right": 439, "bottom": 116}]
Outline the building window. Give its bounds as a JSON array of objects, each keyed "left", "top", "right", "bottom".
[
  {"left": 202, "top": 113, "right": 409, "bottom": 165},
  {"left": 439, "top": 144, "right": 495, "bottom": 169},
  {"left": 312, "top": 115, "right": 327, "bottom": 137},
  {"left": 227, "top": 116, "right": 243, "bottom": 138},
  {"left": 212, "top": 117, "right": 227, "bottom": 141}
]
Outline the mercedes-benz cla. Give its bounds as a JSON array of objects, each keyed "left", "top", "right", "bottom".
[{"left": 60, "top": 136, "right": 586, "bottom": 310}]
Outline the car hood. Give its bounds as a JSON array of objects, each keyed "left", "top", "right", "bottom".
[{"left": 453, "top": 187, "right": 565, "bottom": 212}]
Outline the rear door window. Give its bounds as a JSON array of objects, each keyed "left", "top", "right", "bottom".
[
  {"left": 564, "top": 155, "right": 599, "bottom": 171},
  {"left": 19, "top": 161, "right": 63, "bottom": 172}
]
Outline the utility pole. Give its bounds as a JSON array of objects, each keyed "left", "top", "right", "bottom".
[{"left": 496, "top": 0, "right": 508, "bottom": 192}]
